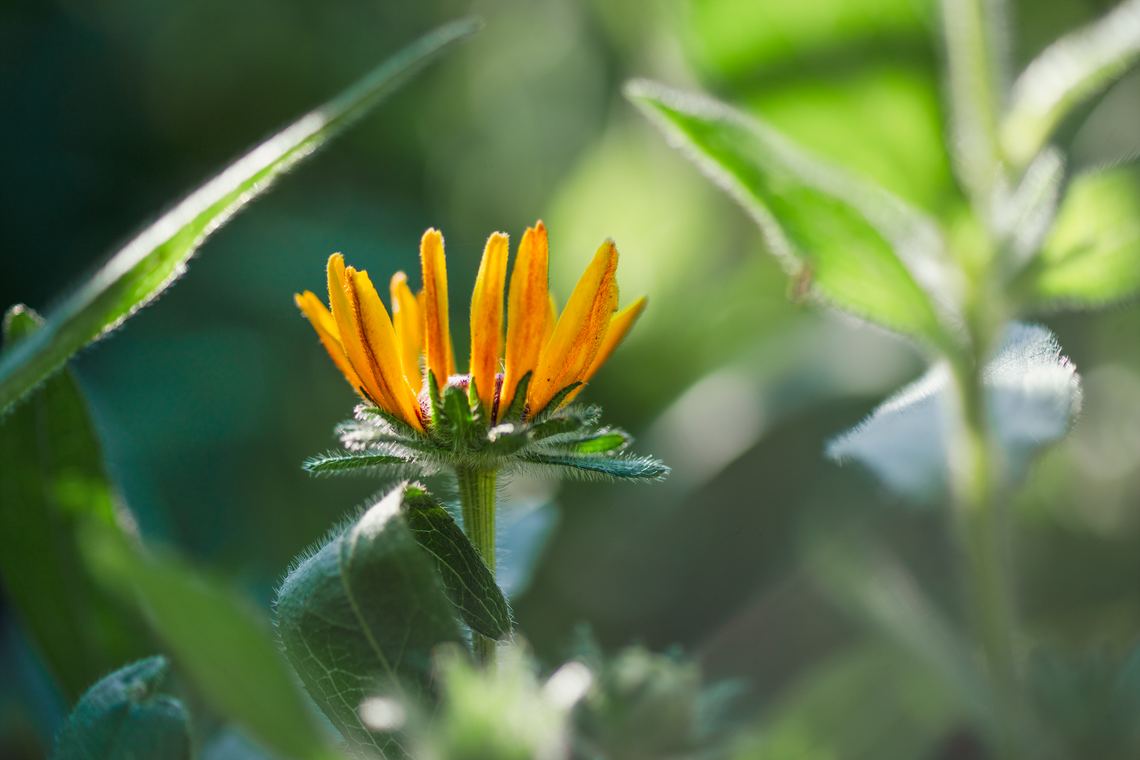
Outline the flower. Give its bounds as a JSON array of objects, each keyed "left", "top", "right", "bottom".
[
  {"left": 295, "top": 221, "right": 645, "bottom": 431},
  {"left": 294, "top": 222, "right": 665, "bottom": 482}
]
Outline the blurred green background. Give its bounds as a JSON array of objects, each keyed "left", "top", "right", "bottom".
[{"left": 2, "top": 0, "right": 1139, "bottom": 757}]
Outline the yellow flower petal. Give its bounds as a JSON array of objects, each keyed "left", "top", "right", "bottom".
[
  {"left": 347, "top": 268, "right": 424, "bottom": 431},
  {"left": 544, "top": 293, "right": 557, "bottom": 347},
  {"left": 294, "top": 290, "right": 365, "bottom": 394},
  {"left": 529, "top": 238, "right": 619, "bottom": 414},
  {"left": 470, "top": 232, "right": 508, "bottom": 415},
  {"left": 326, "top": 254, "right": 392, "bottom": 411},
  {"left": 562, "top": 295, "right": 646, "bottom": 405},
  {"left": 391, "top": 271, "right": 424, "bottom": 393},
  {"left": 502, "top": 222, "right": 549, "bottom": 420},
  {"left": 420, "top": 229, "right": 455, "bottom": 388}
]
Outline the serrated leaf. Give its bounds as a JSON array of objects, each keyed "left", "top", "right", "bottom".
[
  {"left": 52, "top": 656, "right": 190, "bottom": 760},
  {"left": 0, "top": 18, "right": 480, "bottom": 417},
  {"left": 79, "top": 522, "right": 338, "bottom": 760},
  {"left": 626, "top": 79, "right": 956, "bottom": 349},
  {"left": 550, "top": 429, "right": 631, "bottom": 454},
  {"left": 402, "top": 487, "right": 512, "bottom": 639},
  {"left": 276, "top": 484, "right": 463, "bottom": 758},
  {"left": 1002, "top": 0, "right": 1140, "bottom": 167},
  {"left": 521, "top": 453, "right": 669, "bottom": 481},
  {"left": 1015, "top": 167, "right": 1140, "bottom": 309},
  {"left": 0, "top": 306, "right": 148, "bottom": 703},
  {"left": 303, "top": 451, "right": 410, "bottom": 475},
  {"left": 827, "top": 322, "right": 1082, "bottom": 500}
]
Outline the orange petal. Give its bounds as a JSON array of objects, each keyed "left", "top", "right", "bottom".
[
  {"left": 348, "top": 268, "right": 424, "bottom": 431},
  {"left": 391, "top": 271, "right": 424, "bottom": 393},
  {"left": 420, "top": 229, "right": 455, "bottom": 388},
  {"left": 529, "top": 238, "right": 619, "bottom": 414},
  {"left": 470, "top": 232, "right": 508, "bottom": 415},
  {"left": 562, "top": 296, "right": 646, "bottom": 405},
  {"left": 502, "top": 222, "right": 549, "bottom": 420},
  {"left": 544, "top": 293, "right": 557, "bottom": 347},
  {"left": 326, "top": 254, "right": 392, "bottom": 410},
  {"left": 295, "top": 291, "right": 365, "bottom": 394}
]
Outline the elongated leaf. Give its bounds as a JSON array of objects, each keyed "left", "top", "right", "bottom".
[
  {"left": 827, "top": 322, "right": 1081, "bottom": 500},
  {"left": 402, "top": 486, "right": 512, "bottom": 639},
  {"left": 303, "top": 451, "right": 410, "bottom": 475},
  {"left": 626, "top": 80, "right": 956, "bottom": 349},
  {"left": 1014, "top": 167, "right": 1140, "bottom": 309},
  {"left": 0, "top": 18, "right": 480, "bottom": 417},
  {"left": 276, "top": 484, "right": 463, "bottom": 758},
  {"left": 52, "top": 656, "right": 190, "bottom": 760},
  {"left": 1002, "top": 0, "right": 1140, "bottom": 167},
  {"left": 0, "top": 306, "right": 148, "bottom": 703},
  {"left": 79, "top": 522, "right": 339, "bottom": 760},
  {"left": 550, "top": 429, "right": 631, "bottom": 454},
  {"left": 520, "top": 453, "right": 669, "bottom": 481}
]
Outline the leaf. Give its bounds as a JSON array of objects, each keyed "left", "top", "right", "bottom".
[
  {"left": 52, "top": 656, "right": 190, "bottom": 760},
  {"left": 528, "top": 415, "right": 587, "bottom": 442},
  {"left": 0, "top": 305, "right": 148, "bottom": 703},
  {"left": 827, "top": 322, "right": 1082, "bottom": 500},
  {"left": 79, "top": 521, "right": 339, "bottom": 760},
  {"left": 626, "top": 80, "right": 957, "bottom": 349},
  {"left": 442, "top": 382, "right": 478, "bottom": 451},
  {"left": 402, "top": 486, "right": 512, "bottom": 639},
  {"left": 276, "top": 484, "right": 464, "bottom": 758},
  {"left": 1014, "top": 167, "right": 1140, "bottom": 309},
  {"left": 0, "top": 18, "right": 481, "bottom": 417},
  {"left": 520, "top": 453, "right": 670, "bottom": 481},
  {"left": 549, "top": 428, "right": 631, "bottom": 454},
  {"left": 498, "top": 371, "right": 531, "bottom": 423},
  {"left": 303, "top": 451, "right": 411, "bottom": 475},
  {"left": 1002, "top": 0, "right": 1140, "bottom": 167}
]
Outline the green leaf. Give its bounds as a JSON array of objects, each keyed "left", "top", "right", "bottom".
[
  {"left": 0, "top": 18, "right": 480, "bottom": 417},
  {"left": 1015, "top": 167, "right": 1140, "bottom": 309},
  {"left": 626, "top": 80, "right": 955, "bottom": 350},
  {"left": 534, "top": 382, "right": 583, "bottom": 420},
  {"left": 402, "top": 486, "right": 512, "bottom": 639},
  {"left": 52, "top": 656, "right": 190, "bottom": 760},
  {"left": 442, "top": 382, "right": 477, "bottom": 451},
  {"left": 1002, "top": 0, "right": 1140, "bottom": 167},
  {"left": 520, "top": 453, "right": 669, "bottom": 481},
  {"left": 79, "top": 522, "right": 338, "bottom": 760},
  {"left": 303, "top": 451, "right": 411, "bottom": 475},
  {"left": 550, "top": 428, "right": 631, "bottom": 454},
  {"left": 528, "top": 415, "right": 587, "bottom": 442},
  {"left": 276, "top": 484, "right": 464, "bottom": 758},
  {"left": 498, "top": 371, "right": 531, "bottom": 423},
  {"left": 0, "top": 305, "right": 148, "bottom": 703}
]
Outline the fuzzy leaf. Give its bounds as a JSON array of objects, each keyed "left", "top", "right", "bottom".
[
  {"left": 1015, "top": 167, "right": 1140, "bottom": 309},
  {"left": 535, "top": 382, "right": 583, "bottom": 420},
  {"left": 499, "top": 371, "right": 531, "bottom": 423},
  {"left": 1002, "top": 0, "right": 1140, "bottom": 167},
  {"left": 551, "top": 429, "right": 631, "bottom": 454},
  {"left": 529, "top": 415, "right": 587, "bottom": 442},
  {"left": 303, "top": 451, "right": 410, "bottom": 475},
  {"left": 0, "top": 306, "right": 148, "bottom": 703},
  {"left": 442, "top": 383, "right": 477, "bottom": 451},
  {"left": 521, "top": 453, "right": 669, "bottom": 481},
  {"left": 52, "top": 656, "right": 190, "bottom": 760},
  {"left": 828, "top": 322, "right": 1082, "bottom": 500},
  {"left": 626, "top": 79, "right": 956, "bottom": 350},
  {"left": 276, "top": 484, "right": 463, "bottom": 758},
  {"left": 0, "top": 18, "right": 480, "bottom": 417},
  {"left": 79, "top": 522, "right": 337, "bottom": 760},
  {"left": 402, "top": 487, "right": 512, "bottom": 639},
  {"left": 481, "top": 425, "right": 532, "bottom": 457}
]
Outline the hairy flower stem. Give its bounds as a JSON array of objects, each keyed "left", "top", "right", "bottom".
[{"left": 456, "top": 466, "right": 498, "bottom": 666}]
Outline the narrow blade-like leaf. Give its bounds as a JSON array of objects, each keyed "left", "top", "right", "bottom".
[
  {"left": 521, "top": 453, "right": 669, "bottom": 481},
  {"left": 303, "top": 451, "right": 410, "bottom": 475},
  {"left": 0, "top": 18, "right": 480, "bottom": 417}
]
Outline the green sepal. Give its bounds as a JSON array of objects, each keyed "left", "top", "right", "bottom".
[
  {"left": 303, "top": 451, "right": 410, "bottom": 475},
  {"left": 521, "top": 453, "right": 669, "bottom": 481},
  {"left": 529, "top": 414, "right": 587, "bottom": 442},
  {"left": 443, "top": 382, "right": 477, "bottom": 451},
  {"left": 481, "top": 424, "right": 532, "bottom": 457},
  {"left": 533, "top": 382, "right": 582, "bottom": 420},
  {"left": 357, "top": 401, "right": 423, "bottom": 440},
  {"left": 276, "top": 484, "right": 464, "bottom": 758},
  {"left": 498, "top": 371, "right": 531, "bottom": 423},
  {"left": 553, "top": 428, "right": 632, "bottom": 454},
  {"left": 52, "top": 656, "right": 190, "bottom": 760},
  {"left": 402, "top": 485, "right": 512, "bottom": 639}
]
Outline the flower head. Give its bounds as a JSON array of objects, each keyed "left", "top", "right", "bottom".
[{"left": 295, "top": 222, "right": 665, "bottom": 481}]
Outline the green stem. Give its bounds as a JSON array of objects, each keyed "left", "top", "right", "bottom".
[{"left": 456, "top": 466, "right": 498, "bottom": 666}]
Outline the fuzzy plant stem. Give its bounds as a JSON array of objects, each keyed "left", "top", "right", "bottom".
[{"left": 456, "top": 466, "right": 498, "bottom": 666}]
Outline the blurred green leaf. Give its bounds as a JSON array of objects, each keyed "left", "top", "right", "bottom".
[
  {"left": 626, "top": 80, "right": 957, "bottom": 350},
  {"left": 52, "top": 656, "right": 190, "bottom": 760},
  {"left": 828, "top": 323, "right": 1081, "bottom": 499},
  {"left": 1015, "top": 167, "right": 1140, "bottom": 309},
  {"left": 1002, "top": 0, "right": 1140, "bottom": 167},
  {"left": 79, "top": 521, "right": 338, "bottom": 760},
  {"left": 0, "top": 305, "right": 148, "bottom": 703},
  {"left": 402, "top": 485, "right": 513, "bottom": 640},
  {"left": 0, "top": 17, "right": 480, "bottom": 417},
  {"left": 276, "top": 483, "right": 463, "bottom": 758}
]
